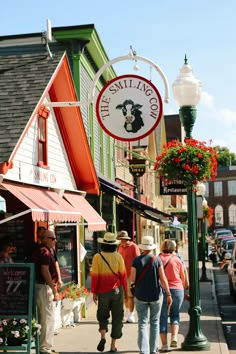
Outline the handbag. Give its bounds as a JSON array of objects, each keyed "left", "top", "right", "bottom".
[{"left": 130, "top": 256, "right": 156, "bottom": 295}]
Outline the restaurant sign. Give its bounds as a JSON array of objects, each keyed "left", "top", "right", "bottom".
[
  {"left": 96, "top": 74, "right": 163, "bottom": 141},
  {"left": 160, "top": 179, "right": 187, "bottom": 195}
]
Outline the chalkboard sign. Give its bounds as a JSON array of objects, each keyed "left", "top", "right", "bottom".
[{"left": 0, "top": 263, "right": 34, "bottom": 316}]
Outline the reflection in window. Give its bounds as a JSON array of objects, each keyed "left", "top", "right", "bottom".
[
  {"left": 56, "top": 226, "right": 77, "bottom": 283},
  {"left": 229, "top": 204, "right": 236, "bottom": 225},
  {"left": 228, "top": 181, "right": 236, "bottom": 196},
  {"left": 215, "top": 204, "right": 224, "bottom": 226},
  {"left": 214, "top": 182, "right": 222, "bottom": 196}
]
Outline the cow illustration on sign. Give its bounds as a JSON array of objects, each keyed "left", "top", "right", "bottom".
[{"left": 116, "top": 99, "right": 144, "bottom": 133}]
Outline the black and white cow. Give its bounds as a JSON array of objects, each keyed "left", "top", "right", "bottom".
[{"left": 116, "top": 99, "right": 144, "bottom": 133}]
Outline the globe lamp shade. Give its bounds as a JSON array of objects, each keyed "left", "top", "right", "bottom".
[{"left": 172, "top": 59, "right": 202, "bottom": 107}]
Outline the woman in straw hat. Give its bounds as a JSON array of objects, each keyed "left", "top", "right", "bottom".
[
  {"left": 91, "top": 232, "right": 128, "bottom": 353},
  {"left": 130, "top": 235, "right": 172, "bottom": 354}
]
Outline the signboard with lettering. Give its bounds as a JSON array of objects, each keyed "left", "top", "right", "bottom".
[
  {"left": 0, "top": 264, "right": 37, "bottom": 353},
  {"left": 0, "top": 264, "right": 34, "bottom": 316},
  {"left": 96, "top": 74, "right": 163, "bottom": 141},
  {"left": 160, "top": 180, "right": 187, "bottom": 195}
]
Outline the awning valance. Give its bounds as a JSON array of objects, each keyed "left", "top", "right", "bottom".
[
  {"left": 100, "top": 181, "right": 171, "bottom": 224},
  {"left": 64, "top": 193, "right": 106, "bottom": 231},
  {"left": 0, "top": 182, "right": 82, "bottom": 223}
]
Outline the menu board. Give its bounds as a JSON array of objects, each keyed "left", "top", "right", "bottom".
[{"left": 0, "top": 264, "right": 34, "bottom": 316}]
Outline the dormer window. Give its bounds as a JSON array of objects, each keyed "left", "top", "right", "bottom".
[{"left": 37, "top": 106, "right": 49, "bottom": 168}]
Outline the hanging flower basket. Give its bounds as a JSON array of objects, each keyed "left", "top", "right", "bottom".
[
  {"left": 154, "top": 138, "right": 218, "bottom": 189},
  {"left": 203, "top": 205, "right": 214, "bottom": 226}
]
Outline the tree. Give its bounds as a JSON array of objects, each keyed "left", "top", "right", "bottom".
[{"left": 214, "top": 146, "right": 236, "bottom": 166}]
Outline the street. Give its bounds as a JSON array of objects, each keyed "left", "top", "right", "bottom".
[{"left": 214, "top": 265, "right": 236, "bottom": 354}]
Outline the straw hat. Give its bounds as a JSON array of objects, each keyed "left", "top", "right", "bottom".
[
  {"left": 97, "top": 232, "right": 119, "bottom": 245},
  {"left": 117, "top": 230, "right": 131, "bottom": 240},
  {"left": 138, "top": 235, "right": 157, "bottom": 251}
]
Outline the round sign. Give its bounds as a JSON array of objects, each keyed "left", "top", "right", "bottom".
[{"left": 96, "top": 74, "right": 163, "bottom": 141}]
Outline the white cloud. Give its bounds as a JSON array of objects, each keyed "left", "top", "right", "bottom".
[
  {"left": 219, "top": 108, "right": 236, "bottom": 126},
  {"left": 200, "top": 91, "right": 214, "bottom": 109}
]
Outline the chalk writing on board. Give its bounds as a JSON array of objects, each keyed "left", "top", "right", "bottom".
[{"left": 0, "top": 266, "right": 30, "bottom": 315}]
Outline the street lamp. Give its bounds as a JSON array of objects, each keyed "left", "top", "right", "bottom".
[{"left": 172, "top": 56, "right": 210, "bottom": 351}]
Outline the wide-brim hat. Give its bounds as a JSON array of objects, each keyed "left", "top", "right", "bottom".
[
  {"left": 117, "top": 230, "right": 131, "bottom": 240},
  {"left": 138, "top": 235, "right": 157, "bottom": 251},
  {"left": 98, "top": 232, "right": 119, "bottom": 245}
]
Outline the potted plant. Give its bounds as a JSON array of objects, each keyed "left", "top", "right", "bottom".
[
  {"left": 0, "top": 318, "right": 41, "bottom": 346},
  {"left": 154, "top": 138, "right": 218, "bottom": 189},
  {"left": 58, "top": 282, "right": 89, "bottom": 327}
]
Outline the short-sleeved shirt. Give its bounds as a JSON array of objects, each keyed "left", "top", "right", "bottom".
[
  {"left": 32, "top": 244, "right": 57, "bottom": 284},
  {"left": 159, "top": 253, "right": 184, "bottom": 290},
  {"left": 118, "top": 242, "right": 140, "bottom": 278},
  {"left": 132, "top": 254, "right": 162, "bottom": 302}
]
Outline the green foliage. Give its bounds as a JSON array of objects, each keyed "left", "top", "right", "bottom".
[{"left": 214, "top": 145, "right": 236, "bottom": 166}]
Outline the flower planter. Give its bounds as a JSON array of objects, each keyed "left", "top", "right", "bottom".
[
  {"left": 7, "top": 337, "right": 25, "bottom": 346},
  {"left": 61, "top": 298, "right": 74, "bottom": 311}
]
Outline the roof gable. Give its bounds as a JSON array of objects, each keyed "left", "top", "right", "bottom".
[{"left": 0, "top": 49, "right": 99, "bottom": 194}]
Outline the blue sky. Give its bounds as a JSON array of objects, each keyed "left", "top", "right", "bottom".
[{"left": 2, "top": 1, "right": 236, "bottom": 152}]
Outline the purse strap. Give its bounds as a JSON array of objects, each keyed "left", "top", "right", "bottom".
[
  {"left": 135, "top": 256, "right": 155, "bottom": 285},
  {"left": 163, "top": 254, "right": 175, "bottom": 269},
  {"left": 99, "top": 253, "right": 121, "bottom": 280}
]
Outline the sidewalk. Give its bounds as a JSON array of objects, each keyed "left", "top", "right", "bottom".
[{"left": 53, "top": 243, "right": 229, "bottom": 354}]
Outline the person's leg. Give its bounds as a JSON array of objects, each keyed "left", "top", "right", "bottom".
[
  {"left": 97, "top": 292, "right": 111, "bottom": 352},
  {"left": 126, "top": 279, "right": 135, "bottom": 322},
  {"left": 36, "top": 284, "right": 55, "bottom": 353},
  {"left": 135, "top": 298, "right": 149, "bottom": 354},
  {"left": 149, "top": 295, "right": 163, "bottom": 354},
  {"left": 160, "top": 293, "right": 168, "bottom": 351},
  {"left": 110, "top": 287, "right": 124, "bottom": 351},
  {"left": 169, "top": 289, "right": 184, "bottom": 347}
]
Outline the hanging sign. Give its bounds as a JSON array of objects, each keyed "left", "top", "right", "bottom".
[{"left": 96, "top": 74, "right": 163, "bottom": 141}]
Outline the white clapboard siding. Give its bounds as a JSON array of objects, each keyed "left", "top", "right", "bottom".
[{"left": 6, "top": 107, "right": 77, "bottom": 191}]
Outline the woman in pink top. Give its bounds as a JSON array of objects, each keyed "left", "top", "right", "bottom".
[{"left": 159, "top": 239, "right": 186, "bottom": 352}]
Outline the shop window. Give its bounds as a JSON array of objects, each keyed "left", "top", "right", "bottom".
[
  {"left": 55, "top": 226, "right": 77, "bottom": 283},
  {"left": 37, "top": 106, "right": 49, "bottom": 168}
]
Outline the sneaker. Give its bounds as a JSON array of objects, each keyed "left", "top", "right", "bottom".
[
  {"left": 126, "top": 312, "right": 135, "bottom": 323},
  {"left": 170, "top": 339, "right": 177, "bottom": 348},
  {"left": 160, "top": 344, "right": 169, "bottom": 352}
]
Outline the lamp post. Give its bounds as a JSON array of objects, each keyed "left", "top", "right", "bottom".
[{"left": 172, "top": 56, "right": 210, "bottom": 350}]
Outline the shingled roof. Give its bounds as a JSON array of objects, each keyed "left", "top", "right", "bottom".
[{"left": 0, "top": 49, "right": 64, "bottom": 163}]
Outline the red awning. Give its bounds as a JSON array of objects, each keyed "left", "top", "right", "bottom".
[
  {"left": 0, "top": 182, "right": 82, "bottom": 223},
  {"left": 64, "top": 192, "right": 106, "bottom": 231}
]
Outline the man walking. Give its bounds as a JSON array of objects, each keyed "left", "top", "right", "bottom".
[{"left": 118, "top": 230, "right": 140, "bottom": 323}]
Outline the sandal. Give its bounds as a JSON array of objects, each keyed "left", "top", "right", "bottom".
[{"left": 97, "top": 338, "right": 106, "bottom": 352}]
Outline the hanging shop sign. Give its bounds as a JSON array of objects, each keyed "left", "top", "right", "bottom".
[{"left": 96, "top": 74, "right": 163, "bottom": 141}]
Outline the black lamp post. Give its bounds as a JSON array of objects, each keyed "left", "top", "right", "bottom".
[{"left": 172, "top": 56, "right": 210, "bottom": 350}]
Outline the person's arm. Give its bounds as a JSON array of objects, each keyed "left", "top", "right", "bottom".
[
  {"left": 55, "top": 261, "right": 63, "bottom": 289},
  {"left": 158, "top": 265, "right": 172, "bottom": 307},
  {"left": 41, "top": 265, "right": 59, "bottom": 300}
]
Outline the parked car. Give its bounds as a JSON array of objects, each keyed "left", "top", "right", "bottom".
[
  {"left": 214, "top": 229, "right": 233, "bottom": 240},
  {"left": 227, "top": 241, "right": 236, "bottom": 300},
  {"left": 218, "top": 237, "right": 235, "bottom": 260}
]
